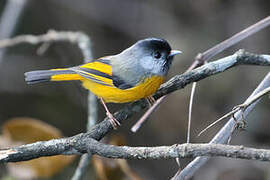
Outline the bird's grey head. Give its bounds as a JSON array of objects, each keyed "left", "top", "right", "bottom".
[
  {"left": 120, "top": 38, "right": 181, "bottom": 76},
  {"left": 112, "top": 38, "right": 181, "bottom": 86}
]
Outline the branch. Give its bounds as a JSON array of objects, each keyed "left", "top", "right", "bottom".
[
  {"left": 155, "top": 50, "right": 270, "bottom": 99},
  {"left": 187, "top": 15, "right": 270, "bottom": 71},
  {"left": 92, "top": 50, "right": 270, "bottom": 144},
  {"left": 2, "top": 137, "right": 270, "bottom": 163},
  {"left": 176, "top": 72, "right": 270, "bottom": 180},
  {"left": 72, "top": 30, "right": 96, "bottom": 180},
  {"left": 1, "top": 31, "right": 268, "bottom": 101},
  {"left": 0, "top": 30, "right": 89, "bottom": 48},
  {"left": 1, "top": 31, "right": 270, "bottom": 178},
  {"left": 132, "top": 15, "right": 270, "bottom": 133},
  {"left": 198, "top": 86, "right": 270, "bottom": 137},
  {"left": 1, "top": 32, "right": 269, "bottom": 138},
  {"left": 0, "top": 30, "right": 96, "bottom": 179},
  {"left": 0, "top": 0, "right": 28, "bottom": 62},
  {"left": 172, "top": 15, "right": 270, "bottom": 180},
  {"left": 87, "top": 141, "right": 270, "bottom": 162},
  {"left": 0, "top": 49, "right": 268, "bottom": 163}
]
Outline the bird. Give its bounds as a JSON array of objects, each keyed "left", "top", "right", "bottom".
[{"left": 25, "top": 38, "right": 181, "bottom": 129}]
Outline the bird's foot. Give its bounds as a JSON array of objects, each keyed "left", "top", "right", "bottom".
[
  {"left": 106, "top": 112, "right": 121, "bottom": 129},
  {"left": 146, "top": 96, "right": 156, "bottom": 107}
]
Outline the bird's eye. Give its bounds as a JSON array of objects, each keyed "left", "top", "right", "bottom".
[{"left": 153, "top": 51, "right": 161, "bottom": 59}]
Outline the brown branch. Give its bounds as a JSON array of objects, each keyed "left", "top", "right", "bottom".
[
  {"left": 0, "top": 31, "right": 270, "bottom": 179},
  {"left": 0, "top": 49, "right": 268, "bottom": 163},
  {"left": 73, "top": 31, "right": 95, "bottom": 180},
  {"left": 171, "top": 15, "right": 270, "bottom": 180},
  {"left": 84, "top": 141, "right": 270, "bottom": 162},
  {"left": 0, "top": 30, "right": 96, "bottom": 180},
  {"left": 0, "top": 30, "right": 84, "bottom": 48},
  {"left": 176, "top": 72, "right": 270, "bottom": 180},
  {"left": 188, "top": 15, "right": 270, "bottom": 71},
  {"left": 132, "top": 16, "right": 270, "bottom": 132},
  {"left": 91, "top": 50, "right": 270, "bottom": 144},
  {"left": 2, "top": 136, "right": 270, "bottom": 163}
]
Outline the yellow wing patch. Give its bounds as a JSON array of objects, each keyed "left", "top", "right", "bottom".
[
  {"left": 80, "top": 61, "right": 112, "bottom": 76},
  {"left": 71, "top": 59, "right": 113, "bottom": 87}
]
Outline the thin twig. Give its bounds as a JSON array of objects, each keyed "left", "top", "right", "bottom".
[
  {"left": 187, "top": 82, "right": 196, "bottom": 143},
  {"left": 0, "top": 48, "right": 267, "bottom": 162},
  {"left": 197, "top": 108, "right": 239, "bottom": 137},
  {"left": 0, "top": 0, "right": 28, "bottom": 63},
  {"left": 132, "top": 15, "right": 270, "bottom": 132},
  {"left": 0, "top": 29, "right": 97, "bottom": 180},
  {"left": 131, "top": 96, "right": 166, "bottom": 132},
  {"left": 72, "top": 32, "right": 98, "bottom": 180},
  {"left": 71, "top": 154, "right": 91, "bottom": 180},
  {"left": 0, "top": 30, "right": 97, "bottom": 129},
  {"left": 202, "top": 16, "right": 270, "bottom": 61},
  {"left": 176, "top": 82, "right": 197, "bottom": 167},
  {"left": 198, "top": 86, "right": 270, "bottom": 137},
  {"left": 236, "top": 85, "right": 270, "bottom": 109},
  {"left": 0, "top": 30, "right": 86, "bottom": 48},
  {"left": 188, "top": 15, "right": 270, "bottom": 71},
  {"left": 172, "top": 16, "right": 270, "bottom": 176},
  {"left": 0, "top": 31, "right": 270, "bottom": 178},
  {"left": 176, "top": 72, "right": 270, "bottom": 180},
  {"left": 0, "top": 30, "right": 268, "bottom": 140},
  {"left": 171, "top": 15, "right": 270, "bottom": 179}
]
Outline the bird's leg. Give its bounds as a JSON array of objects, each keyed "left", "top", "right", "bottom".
[
  {"left": 146, "top": 96, "right": 156, "bottom": 107},
  {"left": 100, "top": 98, "right": 121, "bottom": 129}
]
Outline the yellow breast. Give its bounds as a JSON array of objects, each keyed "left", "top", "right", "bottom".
[{"left": 81, "top": 76, "right": 164, "bottom": 103}]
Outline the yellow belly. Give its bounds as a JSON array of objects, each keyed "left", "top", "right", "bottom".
[{"left": 81, "top": 76, "right": 164, "bottom": 103}]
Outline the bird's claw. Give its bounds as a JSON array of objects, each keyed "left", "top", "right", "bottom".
[
  {"left": 146, "top": 96, "right": 156, "bottom": 107},
  {"left": 106, "top": 112, "right": 121, "bottom": 129}
]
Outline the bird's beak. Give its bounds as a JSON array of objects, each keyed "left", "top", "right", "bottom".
[{"left": 169, "top": 50, "right": 182, "bottom": 57}]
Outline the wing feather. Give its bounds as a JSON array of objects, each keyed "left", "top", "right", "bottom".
[{"left": 70, "top": 59, "right": 114, "bottom": 86}]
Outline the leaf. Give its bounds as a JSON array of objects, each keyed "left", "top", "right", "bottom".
[
  {"left": 1, "top": 117, "right": 75, "bottom": 178},
  {"left": 2, "top": 117, "right": 62, "bottom": 143}
]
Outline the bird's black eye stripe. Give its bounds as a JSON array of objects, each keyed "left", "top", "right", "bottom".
[{"left": 154, "top": 51, "right": 161, "bottom": 59}]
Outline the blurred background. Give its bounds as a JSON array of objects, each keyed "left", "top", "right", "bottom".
[{"left": 0, "top": 0, "right": 269, "bottom": 179}]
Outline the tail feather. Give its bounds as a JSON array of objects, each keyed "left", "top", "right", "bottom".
[{"left": 25, "top": 69, "right": 79, "bottom": 84}]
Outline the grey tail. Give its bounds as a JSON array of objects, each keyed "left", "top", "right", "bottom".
[{"left": 24, "top": 69, "right": 75, "bottom": 84}]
